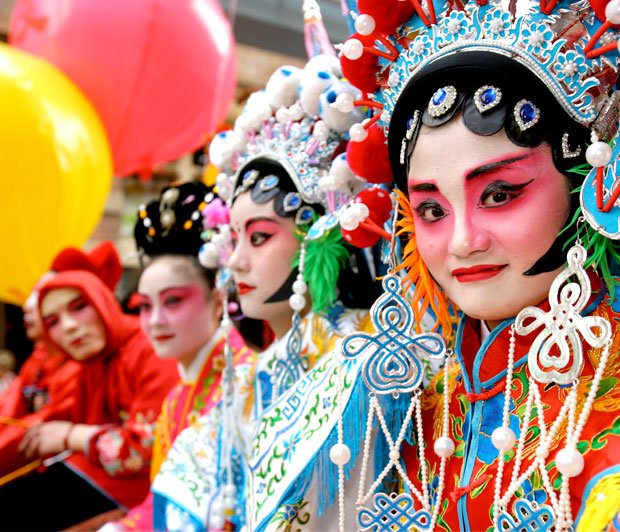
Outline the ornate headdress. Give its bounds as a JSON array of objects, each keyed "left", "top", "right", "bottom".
[
  {"left": 336, "top": 0, "right": 619, "bottom": 241},
  {"left": 208, "top": 6, "right": 391, "bottom": 314},
  {"left": 134, "top": 180, "right": 231, "bottom": 270}
]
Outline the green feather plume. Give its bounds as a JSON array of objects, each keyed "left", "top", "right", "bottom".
[{"left": 292, "top": 227, "right": 350, "bottom": 313}]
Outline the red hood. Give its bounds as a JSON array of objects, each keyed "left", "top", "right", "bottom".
[{"left": 38, "top": 270, "right": 138, "bottom": 360}]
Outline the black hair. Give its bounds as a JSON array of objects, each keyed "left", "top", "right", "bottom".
[
  {"left": 134, "top": 180, "right": 217, "bottom": 289},
  {"left": 388, "top": 51, "right": 590, "bottom": 275}
]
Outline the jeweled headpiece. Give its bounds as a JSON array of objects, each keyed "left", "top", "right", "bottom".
[
  {"left": 337, "top": 0, "right": 620, "bottom": 240},
  {"left": 208, "top": 55, "right": 366, "bottom": 218},
  {"left": 134, "top": 180, "right": 231, "bottom": 269}
]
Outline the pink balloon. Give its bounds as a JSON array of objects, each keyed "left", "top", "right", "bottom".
[{"left": 9, "top": 0, "right": 237, "bottom": 177}]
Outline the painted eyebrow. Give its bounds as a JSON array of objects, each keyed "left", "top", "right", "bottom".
[
  {"left": 408, "top": 182, "right": 438, "bottom": 193},
  {"left": 465, "top": 153, "right": 533, "bottom": 181},
  {"left": 245, "top": 216, "right": 280, "bottom": 231}
]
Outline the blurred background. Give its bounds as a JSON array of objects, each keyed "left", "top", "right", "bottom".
[{"left": 0, "top": 0, "right": 349, "bottom": 368}]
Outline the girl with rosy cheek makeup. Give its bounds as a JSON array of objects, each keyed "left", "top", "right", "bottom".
[
  {"left": 153, "top": 47, "right": 383, "bottom": 528},
  {"left": 103, "top": 181, "right": 255, "bottom": 532}
]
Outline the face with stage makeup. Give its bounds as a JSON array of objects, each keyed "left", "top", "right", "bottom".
[
  {"left": 408, "top": 117, "right": 571, "bottom": 328},
  {"left": 228, "top": 192, "right": 300, "bottom": 339},
  {"left": 41, "top": 287, "right": 107, "bottom": 361},
  {"left": 138, "top": 256, "right": 222, "bottom": 368}
]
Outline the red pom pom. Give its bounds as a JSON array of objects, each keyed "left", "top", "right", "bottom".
[
  {"left": 355, "top": 187, "right": 392, "bottom": 222},
  {"left": 358, "top": 0, "right": 414, "bottom": 34},
  {"left": 341, "top": 225, "right": 380, "bottom": 247},
  {"left": 340, "top": 33, "right": 380, "bottom": 93},
  {"left": 346, "top": 124, "right": 392, "bottom": 184},
  {"left": 591, "top": 0, "right": 608, "bottom": 21}
]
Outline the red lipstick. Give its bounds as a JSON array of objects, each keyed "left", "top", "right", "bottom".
[
  {"left": 451, "top": 264, "right": 507, "bottom": 283},
  {"left": 236, "top": 282, "right": 256, "bottom": 295},
  {"left": 154, "top": 334, "right": 175, "bottom": 342}
]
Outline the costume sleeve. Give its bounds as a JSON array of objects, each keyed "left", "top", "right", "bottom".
[{"left": 85, "top": 347, "right": 178, "bottom": 478}]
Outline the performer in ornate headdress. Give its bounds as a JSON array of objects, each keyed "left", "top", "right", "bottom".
[
  {"left": 149, "top": 3, "right": 385, "bottom": 530},
  {"left": 98, "top": 181, "right": 255, "bottom": 531},
  {"left": 325, "top": 0, "right": 620, "bottom": 529}
]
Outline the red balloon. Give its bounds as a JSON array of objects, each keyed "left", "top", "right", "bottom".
[{"left": 9, "top": 0, "right": 237, "bottom": 177}]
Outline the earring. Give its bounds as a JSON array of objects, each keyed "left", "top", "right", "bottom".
[
  {"left": 273, "top": 239, "right": 309, "bottom": 398},
  {"left": 491, "top": 238, "right": 613, "bottom": 530},
  {"left": 331, "top": 194, "right": 448, "bottom": 532},
  {"left": 209, "top": 285, "right": 239, "bottom": 530}
]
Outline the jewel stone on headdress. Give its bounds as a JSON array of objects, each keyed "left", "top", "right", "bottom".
[
  {"left": 474, "top": 85, "right": 502, "bottom": 113},
  {"left": 428, "top": 86, "right": 457, "bottom": 118},
  {"left": 514, "top": 99, "right": 540, "bottom": 131},
  {"left": 295, "top": 206, "right": 314, "bottom": 225},
  {"left": 243, "top": 169, "right": 259, "bottom": 187},
  {"left": 283, "top": 192, "right": 302, "bottom": 212},
  {"left": 259, "top": 174, "right": 279, "bottom": 192}
]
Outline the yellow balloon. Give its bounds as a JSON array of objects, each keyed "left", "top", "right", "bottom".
[{"left": 0, "top": 43, "right": 113, "bottom": 306}]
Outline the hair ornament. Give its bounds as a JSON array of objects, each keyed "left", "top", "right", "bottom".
[
  {"left": 258, "top": 174, "right": 279, "bottom": 192},
  {"left": 400, "top": 110, "right": 421, "bottom": 165},
  {"left": 473, "top": 85, "right": 502, "bottom": 113},
  {"left": 427, "top": 86, "right": 458, "bottom": 118},
  {"left": 339, "top": 0, "right": 620, "bottom": 230},
  {"left": 513, "top": 99, "right": 541, "bottom": 131},
  {"left": 134, "top": 181, "right": 231, "bottom": 269},
  {"left": 561, "top": 132, "right": 582, "bottom": 159}
]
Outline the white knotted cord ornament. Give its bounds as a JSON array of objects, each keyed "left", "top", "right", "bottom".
[{"left": 493, "top": 243, "right": 613, "bottom": 531}]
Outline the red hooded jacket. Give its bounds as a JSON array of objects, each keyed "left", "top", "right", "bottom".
[{"left": 37, "top": 271, "right": 179, "bottom": 508}]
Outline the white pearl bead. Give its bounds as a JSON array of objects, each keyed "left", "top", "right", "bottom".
[
  {"left": 289, "top": 293, "right": 306, "bottom": 311},
  {"left": 349, "top": 123, "right": 368, "bottom": 142},
  {"left": 275, "top": 107, "right": 289, "bottom": 123},
  {"left": 223, "top": 495, "right": 236, "bottom": 510},
  {"left": 292, "top": 279, "right": 307, "bottom": 294},
  {"left": 535, "top": 446, "right": 549, "bottom": 459},
  {"left": 351, "top": 202, "right": 370, "bottom": 220},
  {"left": 220, "top": 317, "right": 233, "bottom": 332},
  {"left": 585, "top": 141, "right": 613, "bottom": 167},
  {"left": 389, "top": 450, "right": 400, "bottom": 461},
  {"left": 354, "top": 14, "right": 376, "bottom": 36},
  {"left": 209, "top": 513, "right": 225, "bottom": 530},
  {"left": 199, "top": 243, "right": 219, "bottom": 269},
  {"left": 312, "top": 120, "right": 329, "bottom": 140},
  {"left": 555, "top": 447, "right": 584, "bottom": 478},
  {"left": 434, "top": 436, "right": 455, "bottom": 458},
  {"left": 333, "top": 92, "right": 355, "bottom": 113},
  {"left": 223, "top": 484, "right": 237, "bottom": 498},
  {"left": 288, "top": 103, "right": 305, "bottom": 121},
  {"left": 339, "top": 209, "right": 359, "bottom": 231},
  {"left": 329, "top": 443, "right": 351, "bottom": 465},
  {"left": 210, "top": 499, "right": 224, "bottom": 516},
  {"left": 606, "top": 0, "right": 620, "bottom": 24},
  {"left": 491, "top": 427, "right": 516, "bottom": 452},
  {"left": 343, "top": 38, "right": 364, "bottom": 60}
]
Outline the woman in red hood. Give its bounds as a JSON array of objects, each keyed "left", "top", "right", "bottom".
[
  {"left": 0, "top": 270, "right": 179, "bottom": 530},
  {"left": 0, "top": 241, "right": 123, "bottom": 478}
]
